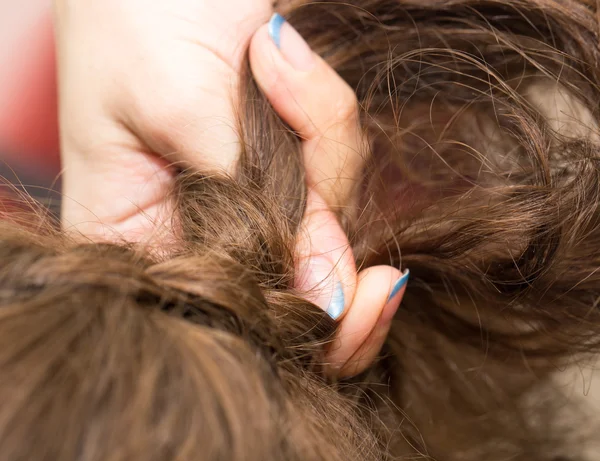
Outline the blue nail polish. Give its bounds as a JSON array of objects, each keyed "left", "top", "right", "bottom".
[
  {"left": 387, "top": 269, "right": 410, "bottom": 302},
  {"left": 268, "top": 13, "right": 286, "bottom": 49},
  {"left": 326, "top": 281, "right": 345, "bottom": 320}
]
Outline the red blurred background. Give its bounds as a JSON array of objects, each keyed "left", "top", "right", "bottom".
[{"left": 0, "top": 0, "right": 60, "bottom": 193}]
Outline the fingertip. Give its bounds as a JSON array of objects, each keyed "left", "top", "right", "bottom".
[
  {"left": 249, "top": 22, "right": 306, "bottom": 127},
  {"left": 294, "top": 190, "right": 358, "bottom": 320},
  {"left": 250, "top": 15, "right": 316, "bottom": 93},
  {"left": 249, "top": 24, "right": 280, "bottom": 93},
  {"left": 249, "top": 15, "right": 350, "bottom": 139},
  {"left": 325, "top": 265, "right": 401, "bottom": 372},
  {"left": 331, "top": 267, "right": 407, "bottom": 378}
]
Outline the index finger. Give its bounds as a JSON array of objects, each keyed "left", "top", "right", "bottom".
[{"left": 250, "top": 15, "right": 367, "bottom": 208}]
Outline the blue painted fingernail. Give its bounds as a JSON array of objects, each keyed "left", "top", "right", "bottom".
[
  {"left": 326, "top": 281, "right": 345, "bottom": 320},
  {"left": 387, "top": 269, "right": 410, "bottom": 302},
  {"left": 268, "top": 13, "right": 286, "bottom": 49}
]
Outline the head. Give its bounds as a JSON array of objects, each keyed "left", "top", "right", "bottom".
[{"left": 2, "top": 0, "right": 600, "bottom": 460}]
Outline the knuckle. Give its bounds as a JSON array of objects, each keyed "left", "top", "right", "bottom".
[{"left": 331, "top": 85, "right": 359, "bottom": 125}]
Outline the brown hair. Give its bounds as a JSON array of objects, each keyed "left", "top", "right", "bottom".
[{"left": 2, "top": 0, "right": 600, "bottom": 459}]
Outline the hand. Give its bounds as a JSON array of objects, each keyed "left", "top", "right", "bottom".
[
  {"left": 54, "top": 0, "right": 273, "bottom": 240},
  {"left": 250, "top": 14, "right": 409, "bottom": 377},
  {"left": 54, "top": 0, "right": 408, "bottom": 377}
]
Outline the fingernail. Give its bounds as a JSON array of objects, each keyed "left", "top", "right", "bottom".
[
  {"left": 327, "top": 282, "right": 345, "bottom": 320},
  {"left": 387, "top": 269, "right": 410, "bottom": 302},
  {"left": 302, "top": 256, "right": 345, "bottom": 320},
  {"left": 267, "top": 13, "right": 315, "bottom": 71},
  {"left": 268, "top": 13, "right": 286, "bottom": 48},
  {"left": 378, "top": 269, "right": 409, "bottom": 325}
]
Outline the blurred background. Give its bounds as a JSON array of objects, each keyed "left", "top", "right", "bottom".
[{"left": 0, "top": 0, "right": 60, "bottom": 206}]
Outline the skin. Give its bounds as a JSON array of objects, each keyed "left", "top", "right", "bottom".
[
  {"left": 54, "top": 0, "right": 406, "bottom": 377},
  {"left": 54, "top": 0, "right": 272, "bottom": 239}
]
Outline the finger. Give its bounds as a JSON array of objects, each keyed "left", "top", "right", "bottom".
[
  {"left": 335, "top": 268, "right": 409, "bottom": 378},
  {"left": 294, "top": 190, "right": 357, "bottom": 319},
  {"left": 249, "top": 13, "right": 367, "bottom": 209}
]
